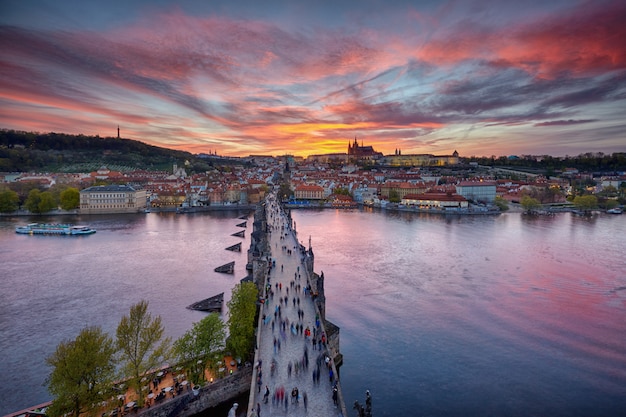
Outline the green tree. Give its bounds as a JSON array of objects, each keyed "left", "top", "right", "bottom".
[
  {"left": 333, "top": 187, "right": 351, "bottom": 196},
  {"left": 278, "top": 182, "right": 293, "bottom": 201},
  {"left": 494, "top": 196, "right": 509, "bottom": 211},
  {"left": 60, "top": 187, "right": 80, "bottom": 210},
  {"left": 24, "top": 189, "right": 57, "bottom": 213},
  {"left": 46, "top": 326, "right": 116, "bottom": 417},
  {"left": 24, "top": 188, "right": 41, "bottom": 213},
  {"left": 226, "top": 282, "right": 258, "bottom": 362},
  {"left": 388, "top": 189, "right": 401, "bottom": 203},
  {"left": 0, "top": 188, "right": 19, "bottom": 212},
  {"left": 38, "top": 191, "right": 57, "bottom": 212},
  {"left": 520, "top": 195, "right": 541, "bottom": 214},
  {"left": 116, "top": 301, "right": 171, "bottom": 405},
  {"left": 6, "top": 181, "right": 39, "bottom": 205},
  {"left": 573, "top": 195, "right": 598, "bottom": 213},
  {"left": 173, "top": 313, "right": 226, "bottom": 385},
  {"left": 48, "top": 184, "right": 67, "bottom": 204},
  {"left": 604, "top": 199, "right": 619, "bottom": 210},
  {"left": 600, "top": 185, "right": 618, "bottom": 197}
]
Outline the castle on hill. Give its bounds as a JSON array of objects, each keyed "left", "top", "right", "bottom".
[
  {"left": 306, "top": 137, "right": 459, "bottom": 167},
  {"left": 347, "top": 137, "right": 383, "bottom": 161}
]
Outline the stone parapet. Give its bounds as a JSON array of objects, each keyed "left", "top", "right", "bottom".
[{"left": 137, "top": 367, "right": 252, "bottom": 417}]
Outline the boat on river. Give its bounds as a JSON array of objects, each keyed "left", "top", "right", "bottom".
[
  {"left": 607, "top": 207, "right": 623, "bottom": 214},
  {"left": 15, "top": 223, "right": 96, "bottom": 235}
]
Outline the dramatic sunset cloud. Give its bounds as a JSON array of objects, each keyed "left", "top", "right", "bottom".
[{"left": 1, "top": 0, "right": 625, "bottom": 157}]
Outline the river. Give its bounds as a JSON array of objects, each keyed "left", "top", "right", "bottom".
[{"left": 1, "top": 209, "right": 625, "bottom": 416}]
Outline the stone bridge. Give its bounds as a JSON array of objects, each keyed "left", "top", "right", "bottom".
[{"left": 245, "top": 192, "right": 347, "bottom": 416}]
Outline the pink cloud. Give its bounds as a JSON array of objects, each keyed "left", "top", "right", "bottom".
[
  {"left": 1, "top": 2, "right": 625, "bottom": 158},
  {"left": 413, "top": 0, "right": 626, "bottom": 78}
]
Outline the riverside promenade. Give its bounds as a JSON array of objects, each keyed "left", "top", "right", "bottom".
[{"left": 247, "top": 193, "right": 346, "bottom": 417}]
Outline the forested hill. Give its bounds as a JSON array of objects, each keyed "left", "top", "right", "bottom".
[{"left": 0, "top": 129, "right": 240, "bottom": 173}]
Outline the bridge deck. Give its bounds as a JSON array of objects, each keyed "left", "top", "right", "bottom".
[{"left": 248, "top": 197, "right": 343, "bottom": 417}]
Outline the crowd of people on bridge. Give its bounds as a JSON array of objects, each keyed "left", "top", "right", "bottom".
[{"left": 249, "top": 192, "right": 341, "bottom": 416}]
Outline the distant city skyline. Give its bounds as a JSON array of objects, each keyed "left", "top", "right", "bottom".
[{"left": 1, "top": 0, "right": 625, "bottom": 158}]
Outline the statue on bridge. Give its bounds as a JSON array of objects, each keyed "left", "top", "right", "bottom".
[
  {"left": 353, "top": 390, "right": 372, "bottom": 417},
  {"left": 353, "top": 400, "right": 365, "bottom": 417},
  {"left": 227, "top": 402, "right": 238, "bottom": 417}
]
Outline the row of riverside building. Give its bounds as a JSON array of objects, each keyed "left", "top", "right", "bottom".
[
  {"left": 79, "top": 184, "right": 147, "bottom": 214},
  {"left": 76, "top": 181, "right": 498, "bottom": 214}
]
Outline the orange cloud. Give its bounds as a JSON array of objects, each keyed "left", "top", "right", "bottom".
[
  {"left": 1, "top": 2, "right": 625, "bottom": 158},
  {"left": 413, "top": 0, "right": 626, "bottom": 78}
]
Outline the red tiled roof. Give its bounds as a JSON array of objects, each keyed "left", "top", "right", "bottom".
[
  {"left": 404, "top": 193, "right": 467, "bottom": 202},
  {"left": 457, "top": 181, "right": 497, "bottom": 187},
  {"left": 295, "top": 184, "right": 324, "bottom": 191}
]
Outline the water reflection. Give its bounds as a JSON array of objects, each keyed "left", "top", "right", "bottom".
[
  {"left": 292, "top": 209, "right": 626, "bottom": 417},
  {"left": 1, "top": 210, "right": 624, "bottom": 416},
  {"left": 0, "top": 211, "right": 253, "bottom": 414}
]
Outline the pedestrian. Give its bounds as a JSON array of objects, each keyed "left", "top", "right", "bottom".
[
  {"left": 264, "top": 385, "right": 270, "bottom": 403},
  {"left": 332, "top": 385, "right": 338, "bottom": 406},
  {"left": 256, "top": 402, "right": 261, "bottom": 417},
  {"left": 303, "top": 391, "right": 308, "bottom": 411}
]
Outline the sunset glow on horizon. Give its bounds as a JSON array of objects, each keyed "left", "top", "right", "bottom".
[{"left": 1, "top": 0, "right": 625, "bottom": 158}]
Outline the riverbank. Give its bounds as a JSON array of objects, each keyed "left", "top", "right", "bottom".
[
  {"left": 4, "top": 361, "right": 251, "bottom": 417},
  {"left": 284, "top": 201, "right": 503, "bottom": 215},
  {"left": 0, "top": 205, "right": 256, "bottom": 217}
]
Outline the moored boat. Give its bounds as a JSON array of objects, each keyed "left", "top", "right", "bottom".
[
  {"left": 607, "top": 207, "right": 622, "bottom": 214},
  {"left": 15, "top": 223, "right": 96, "bottom": 235}
]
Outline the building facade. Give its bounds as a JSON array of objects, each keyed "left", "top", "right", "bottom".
[
  {"left": 80, "top": 184, "right": 147, "bottom": 214},
  {"left": 380, "top": 150, "right": 459, "bottom": 167},
  {"left": 455, "top": 181, "right": 497, "bottom": 203},
  {"left": 379, "top": 181, "right": 429, "bottom": 199},
  {"left": 294, "top": 184, "right": 325, "bottom": 200},
  {"left": 306, "top": 153, "right": 350, "bottom": 163}
]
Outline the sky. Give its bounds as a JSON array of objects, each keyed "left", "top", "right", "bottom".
[{"left": 1, "top": 0, "right": 625, "bottom": 158}]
